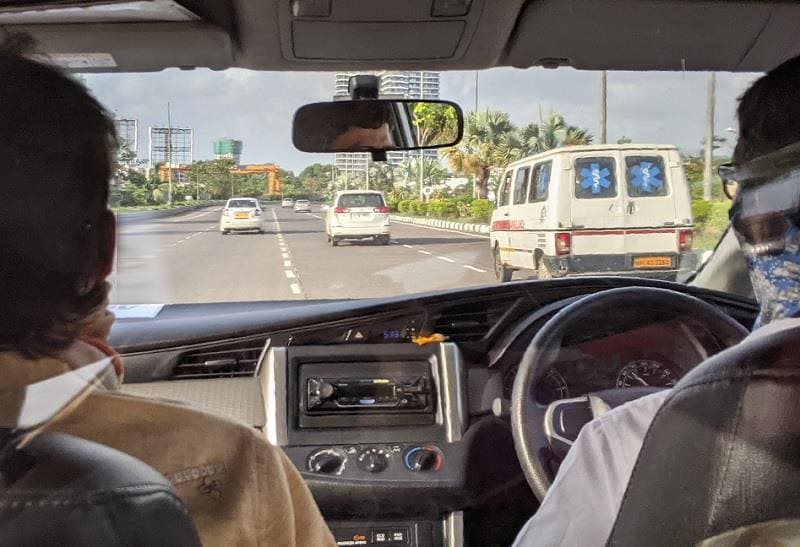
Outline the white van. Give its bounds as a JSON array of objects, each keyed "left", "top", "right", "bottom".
[
  {"left": 490, "top": 144, "right": 693, "bottom": 281},
  {"left": 326, "top": 190, "right": 391, "bottom": 246}
]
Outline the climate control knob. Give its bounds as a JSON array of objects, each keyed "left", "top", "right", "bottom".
[
  {"left": 403, "top": 445, "right": 443, "bottom": 472},
  {"left": 307, "top": 448, "right": 347, "bottom": 475},
  {"left": 357, "top": 447, "right": 391, "bottom": 473}
]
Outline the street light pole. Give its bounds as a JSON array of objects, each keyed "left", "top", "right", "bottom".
[
  {"left": 703, "top": 72, "right": 716, "bottom": 201},
  {"left": 166, "top": 102, "right": 173, "bottom": 206}
]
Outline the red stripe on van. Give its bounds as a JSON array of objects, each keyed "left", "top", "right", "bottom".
[{"left": 571, "top": 228, "right": 677, "bottom": 236}]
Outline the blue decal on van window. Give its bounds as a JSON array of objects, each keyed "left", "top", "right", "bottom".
[
  {"left": 580, "top": 163, "right": 612, "bottom": 194},
  {"left": 630, "top": 162, "right": 663, "bottom": 193}
]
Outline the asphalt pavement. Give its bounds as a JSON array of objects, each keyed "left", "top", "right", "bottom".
[{"left": 110, "top": 205, "right": 497, "bottom": 304}]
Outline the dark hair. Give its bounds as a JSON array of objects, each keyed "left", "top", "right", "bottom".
[
  {"left": 734, "top": 56, "right": 800, "bottom": 164},
  {"left": 0, "top": 35, "right": 117, "bottom": 354}
]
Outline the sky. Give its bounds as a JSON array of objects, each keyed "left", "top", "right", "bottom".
[{"left": 84, "top": 67, "right": 760, "bottom": 174}]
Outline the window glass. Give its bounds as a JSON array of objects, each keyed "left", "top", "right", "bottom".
[
  {"left": 498, "top": 171, "right": 512, "bottom": 206},
  {"left": 513, "top": 167, "right": 530, "bottom": 205},
  {"left": 625, "top": 155, "right": 669, "bottom": 197},
  {"left": 574, "top": 157, "right": 617, "bottom": 199},
  {"left": 228, "top": 199, "right": 257, "bottom": 208},
  {"left": 339, "top": 194, "right": 385, "bottom": 208},
  {"left": 528, "top": 161, "right": 553, "bottom": 202}
]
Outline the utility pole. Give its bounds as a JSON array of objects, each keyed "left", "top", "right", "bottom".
[
  {"left": 599, "top": 71, "right": 607, "bottom": 144},
  {"left": 365, "top": 157, "right": 370, "bottom": 190},
  {"left": 703, "top": 72, "right": 716, "bottom": 201},
  {"left": 474, "top": 71, "right": 479, "bottom": 112},
  {"left": 418, "top": 153, "right": 425, "bottom": 201},
  {"left": 166, "top": 102, "right": 173, "bottom": 206}
]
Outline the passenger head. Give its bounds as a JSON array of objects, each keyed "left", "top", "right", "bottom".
[
  {"left": 727, "top": 55, "right": 800, "bottom": 327},
  {"left": 0, "top": 35, "right": 117, "bottom": 354}
]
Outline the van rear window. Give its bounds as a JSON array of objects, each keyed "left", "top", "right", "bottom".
[
  {"left": 625, "top": 156, "right": 668, "bottom": 197},
  {"left": 574, "top": 157, "right": 617, "bottom": 199},
  {"left": 498, "top": 171, "right": 512, "bottom": 206}
]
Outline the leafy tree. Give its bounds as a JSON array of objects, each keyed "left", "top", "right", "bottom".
[
  {"left": 617, "top": 136, "right": 633, "bottom": 144},
  {"left": 507, "top": 111, "right": 593, "bottom": 157},
  {"left": 298, "top": 163, "right": 335, "bottom": 197},
  {"left": 411, "top": 102, "right": 459, "bottom": 147},
  {"left": 186, "top": 159, "right": 236, "bottom": 199}
]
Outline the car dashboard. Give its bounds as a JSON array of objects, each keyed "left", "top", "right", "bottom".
[{"left": 110, "top": 277, "right": 758, "bottom": 547}]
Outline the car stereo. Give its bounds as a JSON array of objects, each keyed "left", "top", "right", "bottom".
[{"left": 298, "top": 361, "right": 436, "bottom": 428}]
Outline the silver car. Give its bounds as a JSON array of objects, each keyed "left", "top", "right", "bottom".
[{"left": 294, "top": 199, "right": 311, "bottom": 213}]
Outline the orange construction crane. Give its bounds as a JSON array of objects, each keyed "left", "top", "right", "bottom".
[{"left": 229, "top": 163, "right": 281, "bottom": 195}]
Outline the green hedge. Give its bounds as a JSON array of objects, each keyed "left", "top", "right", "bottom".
[
  {"left": 392, "top": 197, "right": 496, "bottom": 224},
  {"left": 470, "top": 199, "right": 494, "bottom": 223},
  {"left": 427, "top": 199, "right": 459, "bottom": 218},
  {"left": 692, "top": 199, "right": 731, "bottom": 250}
]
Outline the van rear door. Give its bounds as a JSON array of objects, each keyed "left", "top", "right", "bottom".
[
  {"left": 622, "top": 152, "right": 681, "bottom": 269},
  {"left": 569, "top": 154, "right": 626, "bottom": 262}
]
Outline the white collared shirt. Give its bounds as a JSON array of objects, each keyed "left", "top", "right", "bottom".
[{"left": 512, "top": 318, "right": 800, "bottom": 547}]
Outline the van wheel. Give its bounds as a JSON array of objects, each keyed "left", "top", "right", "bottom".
[
  {"left": 494, "top": 248, "right": 513, "bottom": 282},
  {"left": 330, "top": 237, "right": 339, "bottom": 247}
]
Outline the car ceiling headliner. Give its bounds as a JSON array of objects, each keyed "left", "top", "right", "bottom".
[{"left": 1, "top": 0, "right": 798, "bottom": 73}]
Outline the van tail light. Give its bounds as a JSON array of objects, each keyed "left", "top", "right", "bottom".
[
  {"left": 678, "top": 229, "right": 693, "bottom": 252},
  {"left": 334, "top": 207, "right": 349, "bottom": 214},
  {"left": 555, "top": 232, "right": 572, "bottom": 256},
  {"left": 374, "top": 206, "right": 390, "bottom": 214}
]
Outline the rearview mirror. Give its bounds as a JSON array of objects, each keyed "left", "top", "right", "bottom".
[{"left": 292, "top": 99, "right": 463, "bottom": 153}]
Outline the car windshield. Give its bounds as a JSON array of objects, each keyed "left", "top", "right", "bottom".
[{"left": 88, "top": 68, "right": 758, "bottom": 304}]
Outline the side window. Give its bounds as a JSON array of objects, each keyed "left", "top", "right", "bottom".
[
  {"left": 625, "top": 156, "right": 668, "bottom": 197},
  {"left": 574, "top": 157, "right": 617, "bottom": 199},
  {"left": 512, "top": 167, "right": 530, "bottom": 205},
  {"left": 498, "top": 171, "right": 512, "bottom": 206},
  {"left": 528, "top": 161, "right": 553, "bottom": 202}
]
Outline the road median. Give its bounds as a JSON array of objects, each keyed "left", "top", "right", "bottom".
[
  {"left": 391, "top": 215, "right": 490, "bottom": 235},
  {"left": 115, "top": 202, "right": 222, "bottom": 222}
]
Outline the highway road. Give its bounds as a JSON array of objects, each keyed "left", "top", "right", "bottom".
[{"left": 110, "top": 205, "right": 498, "bottom": 304}]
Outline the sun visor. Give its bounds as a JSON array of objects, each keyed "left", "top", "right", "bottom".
[{"left": 4, "top": 21, "right": 234, "bottom": 72}]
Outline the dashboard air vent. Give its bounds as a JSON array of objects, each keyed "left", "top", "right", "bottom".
[
  {"left": 172, "top": 339, "right": 266, "bottom": 380},
  {"left": 433, "top": 298, "right": 515, "bottom": 342}
]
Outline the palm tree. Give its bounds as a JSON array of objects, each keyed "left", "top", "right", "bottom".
[
  {"left": 443, "top": 110, "right": 516, "bottom": 198},
  {"left": 511, "top": 112, "right": 593, "bottom": 157}
]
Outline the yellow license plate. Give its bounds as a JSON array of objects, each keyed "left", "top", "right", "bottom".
[
  {"left": 235, "top": 212, "right": 249, "bottom": 219},
  {"left": 633, "top": 256, "right": 672, "bottom": 268}
]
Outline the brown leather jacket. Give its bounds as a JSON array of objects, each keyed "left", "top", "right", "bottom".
[{"left": 0, "top": 340, "right": 336, "bottom": 547}]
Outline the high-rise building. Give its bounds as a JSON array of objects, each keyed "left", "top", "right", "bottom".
[
  {"left": 333, "top": 71, "right": 441, "bottom": 179},
  {"left": 213, "top": 138, "right": 243, "bottom": 165}
]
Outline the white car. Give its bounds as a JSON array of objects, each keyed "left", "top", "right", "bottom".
[
  {"left": 294, "top": 199, "right": 311, "bottom": 213},
  {"left": 220, "top": 198, "right": 263, "bottom": 234},
  {"left": 326, "top": 191, "right": 390, "bottom": 246},
  {"left": 281, "top": 198, "right": 294, "bottom": 208}
]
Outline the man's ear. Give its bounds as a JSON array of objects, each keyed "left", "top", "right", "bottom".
[{"left": 95, "top": 209, "right": 116, "bottom": 281}]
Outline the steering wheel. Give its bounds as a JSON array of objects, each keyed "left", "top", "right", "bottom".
[{"left": 510, "top": 286, "right": 749, "bottom": 501}]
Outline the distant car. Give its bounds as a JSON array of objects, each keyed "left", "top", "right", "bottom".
[
  {"left": 326, "top": 191, "right": 390, "bottom": 246},
  {"left": 281, "top": 198, "right": 294, "bottom": 208},
  {"left": 220, "top": 197, "right": 263, "bottom": 234},
  {"left": 294, "top": 199, "right": 311, "bottom": 213}
]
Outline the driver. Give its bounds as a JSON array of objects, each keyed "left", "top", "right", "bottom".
[
  {"left": 0, "top": 36, "right": 335, "bottom": 546},
  {"left": 514, "top": 55, "right": 800, "bottom": 546}
]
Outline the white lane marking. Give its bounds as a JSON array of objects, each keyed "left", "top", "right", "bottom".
[
  {"left": 282, "top": 252, "right": 289, "bottom": 259},
  {"left": 418, "top": 250, "right": 432, "bottom": 255},
  {"left": 464, "top": 265, "right": 487, "bottom": 273},
  {"left": 437, "top": 256, "right": 456, "bottom": 263},
  {"left": 290, "top": 283, "right": 302, "bottom": 295},
  {"left": 285, "top": 270, "right": 296, "bottom": 279},
  {"left": 403, "top": 244, "right": 414, "bottom": 249},
  {"left": 284, "top": 260, "right": 292, "bottom": 267},
  {"left": 391, "top": 220, "right": 489, "bottom": 239},
  {"left": 176, "top": 240, "right": 185, "bottom": 244},
  {"left": 310, "top": 214, "right": 324, "bottom": 220}
]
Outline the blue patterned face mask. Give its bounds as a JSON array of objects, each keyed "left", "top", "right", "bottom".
[
  {"left": 722, "top": 142, "right": 800, "bottom": 328},
  {"left": 743, "top": 224, "right": 800, "bottom": 328}
]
